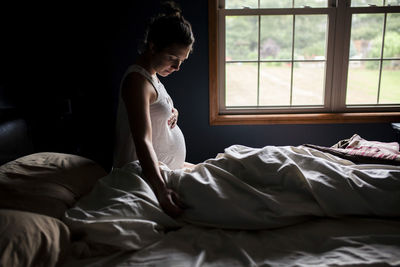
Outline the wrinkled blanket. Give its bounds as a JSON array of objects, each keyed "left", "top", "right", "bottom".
[{"left": 63, "top": 144, "right": 400, "bottom": 254}]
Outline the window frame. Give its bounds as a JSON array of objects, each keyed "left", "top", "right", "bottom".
[{"left": 209, "top": 0, "right": 400, "bottom": 125}]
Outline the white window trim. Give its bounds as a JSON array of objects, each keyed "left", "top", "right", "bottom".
[{"left": 209, "top": 0, "right": 400, "bottom": 125}]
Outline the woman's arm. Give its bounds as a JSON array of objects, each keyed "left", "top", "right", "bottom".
[{"left": 121, "top": 73, "right": 184, "bottom": 217}]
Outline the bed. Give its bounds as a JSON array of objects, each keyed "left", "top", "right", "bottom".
[{"left": 1, "top": 118, "right": 400, "bottom": 267}]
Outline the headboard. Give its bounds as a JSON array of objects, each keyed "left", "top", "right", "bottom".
[
  {"left": 0, "top": 84, "right": 34, "bottom": 165},
  {"left": 0, "top": 119, "right": 34, "bottom": 165}
]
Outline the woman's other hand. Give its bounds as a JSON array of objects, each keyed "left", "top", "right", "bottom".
[
  {"left": 155, "top": 185, "right": 185, "bottom": 217},
  {"left": 168, "top": 108, "right": 179, "bottom": 129}
]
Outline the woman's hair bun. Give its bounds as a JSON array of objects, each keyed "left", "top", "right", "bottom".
[
  {"left": 140, "top": 0, "right": 194, "bottom": 53},
  {"left": 160, "top": 1, "right": 182, "bottom": 17}
]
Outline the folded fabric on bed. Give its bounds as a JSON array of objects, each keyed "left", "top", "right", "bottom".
[
  {"left": 305, "top": 134, "right": 400, "bottom": 165},
  {"left": 63, "top": 144, "right": 400, "bottom": 253}
]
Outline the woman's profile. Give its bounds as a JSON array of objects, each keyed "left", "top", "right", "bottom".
[{"left": 113, "top": 1, "right": 195, "bottom": 217}]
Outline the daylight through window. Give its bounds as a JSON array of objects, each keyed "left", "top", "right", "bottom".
[{"left": 209, "top": 0, "right": 400, "bottom": 124}]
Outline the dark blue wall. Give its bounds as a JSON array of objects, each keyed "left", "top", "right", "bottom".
[{"left": 1, "top": 1, "right": 398, "bottom": 170}]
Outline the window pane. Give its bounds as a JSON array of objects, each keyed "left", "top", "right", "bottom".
[
  {"left": 260, "top": 0, "right": 292, "bottom": 8},
  {"left": 292, "top": 62, "right": 325, "bottom": 105},
  {"left": 380, "top": 60, "right": 400, "bottom": 104},
  {"left": 226, "top": 0, "right": 329, "bottom": 8},
  {"left": 226, "top": 0, "right": 258, "bottom": 9},
  {"left": 350, "top": 14, "right": 384, "bottom": 59},
  {"left": 294, "top": 15, "right": 327, "bottom": 60},
  {"left": 259, "top": 63, "right": 291, "bottom": 105},
  {"left": 387, "top": 0, "right": 400, "bottom": 6},
  {"left": 226, "top": 63, "right": 258, "bottom": 106},
  {"left": 351, "top": 0, "right": 384, "bottom": 6},
  {"left": 384, "top": 13, "right": 400, "bottom": 58},
  {"left": 294, "top": 0, "right": 327, "bottom": 8},
  {"left": 226, "top": 16, "right": 258, "bottom": 61},
  {"left": 346, "top": 61, "right": 380, "bottom": 105},
  {"left": 260, "top": 15, "right": 293, "bottom": 60}
]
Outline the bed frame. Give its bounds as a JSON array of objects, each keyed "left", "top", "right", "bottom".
[{"left": 1, "top": 102, "right": 400, "bottom": 266}]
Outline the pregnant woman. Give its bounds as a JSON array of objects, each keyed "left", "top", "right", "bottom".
[{"left": 113, "top": 1, "right": 195, "bottom": 217}]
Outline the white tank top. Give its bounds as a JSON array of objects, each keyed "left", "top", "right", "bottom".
[{"left": 113, "top": 64, "right": 186, "bottom": 169}]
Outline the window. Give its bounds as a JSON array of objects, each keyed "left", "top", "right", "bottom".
[{"left": 209, "top": 0, "right": 400, "bottom": 125}]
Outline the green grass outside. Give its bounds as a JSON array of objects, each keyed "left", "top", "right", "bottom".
[
  {"left": 226, "top": 64, "right": 400, "bottom": 106},
  {"left": 347, "top": 68, "right": 400, "bottom": 104}
]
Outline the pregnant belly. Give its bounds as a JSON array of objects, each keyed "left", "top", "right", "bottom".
[{"left": 154, "top": 126, "right": 186, "bottom": 170}]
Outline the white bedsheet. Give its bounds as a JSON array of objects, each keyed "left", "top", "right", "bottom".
[
  {"left": 62, "top": 218, "right": 400, "bottom": 267},
  {"left": 62, "top": 145, "right": 400, "bottom": 265}
]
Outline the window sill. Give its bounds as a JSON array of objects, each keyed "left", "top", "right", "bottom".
[{"left": 210, "top": 112, "right": 400, "bottom": 125}]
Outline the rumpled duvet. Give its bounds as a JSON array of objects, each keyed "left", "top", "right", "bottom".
[{"left": 63, "top": 144, "right": 400, "bottom": 254}]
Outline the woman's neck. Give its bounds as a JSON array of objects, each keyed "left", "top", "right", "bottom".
[{"left": 136, "top": 52, "right": 157, "bottom": 76}]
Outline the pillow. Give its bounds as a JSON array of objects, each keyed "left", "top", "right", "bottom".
[
  {"left": 0, "top": 152, "right": 107, "bottom": 218},
  {"left": 0, "top": 209, "right": 71, "bottom": 267}
]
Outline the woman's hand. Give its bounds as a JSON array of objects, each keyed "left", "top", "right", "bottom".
[
  {"left": 155, "top": 185, "right": 185, "bottom": 217},
  {"left": 168, "top": 108, "right": 179, "bottom": 129}
]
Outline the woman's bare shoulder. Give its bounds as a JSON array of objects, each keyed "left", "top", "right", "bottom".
[{"left": 121, "top": 72, "right": 156, "bottom": 103}]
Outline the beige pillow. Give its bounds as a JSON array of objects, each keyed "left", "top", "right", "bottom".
[
  {"left": 0, "top": 152, "right": 107, "bottom": 218},
  {"left": 0, "top": 209, "right": 71, "bottom": 267}
]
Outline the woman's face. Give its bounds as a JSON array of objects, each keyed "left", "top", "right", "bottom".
[{"left": 152, "top": 43, "right": 192, "bottom": 77}]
